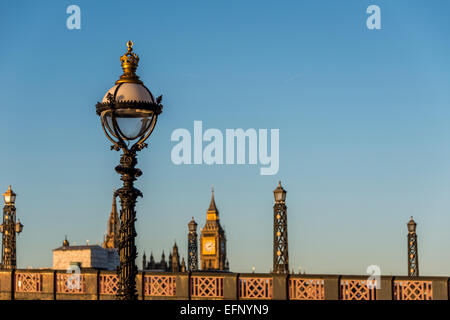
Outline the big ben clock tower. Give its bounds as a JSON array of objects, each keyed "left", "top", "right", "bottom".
[{"left": 200, "top": 188, "right": 228, "bottom": 271}]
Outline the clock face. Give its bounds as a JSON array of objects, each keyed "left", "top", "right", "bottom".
[{"left": 202, "top": 237, "right": 216, "bottom": 255}]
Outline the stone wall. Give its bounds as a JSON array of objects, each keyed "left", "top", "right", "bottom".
[{"left": 53, "top": 249, "right": 91, "bottom": 270}]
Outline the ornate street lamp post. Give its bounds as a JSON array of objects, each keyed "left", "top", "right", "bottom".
[
  {"left": 188, "top": 217, "right": 198, "bottom": 271},
  {"left": 0, "top": 186, "right": 23, "bottom": 269},
  {"left": 95, "top": 41, "right": 163, "bottom": 300},
  {"left": 273, "top": 181, "right": 288, "bottom": 274},
  {"left": 407, "top": 216, "right": 419, "bottom": 277}
]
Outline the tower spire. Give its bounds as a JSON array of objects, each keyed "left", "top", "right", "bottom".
[
  {"left": 142, "top": 250, "right": 147, "bottom": 270},
  {"left": 103, "top": 189, "right": 120, "bottom": 249},
  {"left": 171, "top": 241, "right": 180, "bottom": 272},
  {"left": 208, "top": 187, "right": 218, "bottom": 213},
  {"left": 112, "top": 187, "right": 117, "bottom": 212}
]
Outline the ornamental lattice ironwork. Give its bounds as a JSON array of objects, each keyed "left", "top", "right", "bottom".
[
  {"left": 99, "top": 274, "right": 119, "bottom": 295},
  {"left": 289, "top": 278, "right": 325, "bottom": 300},
  {"left": 407, "top": 217, "right": 419, "bottom": 276},
  {"left": 56, "top": 274, "right": 86, "bottom": 294},
  {"left": 15, "top": 273, "right": 42, "bottom": 293},
  {"left": 273, "top": 182, "right": 288, "bottom": 274},
  {"left": 191, "top": 276, "right": 224, "bottom": 298},
  {"left": 394, "top": 280, "right": 432, "bottom": 300},
  {"left": 144, "top": 275, "right": 176, "bottom": 296},
  {"left": 239, "top": 277, "right": 273, "bottom": 299},
  {"left": 340, "top": 279, "right": 376, "bottom": 300}
]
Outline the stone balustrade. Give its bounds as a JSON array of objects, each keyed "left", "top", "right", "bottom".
[{"left": 0, "top": 269, "right": 448, "bottom": 300}]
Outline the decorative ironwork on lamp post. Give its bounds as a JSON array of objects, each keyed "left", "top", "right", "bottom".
[
  {"left": 273, "top": 181, "right": 288, "bottom": 274},
  {"left": 188, "top": 217, "right": 198, "bottom": 271},
  {"left": 95, "top": 41, "right": 163, "bottom": 300},
  {"left": 0, "top": 186, "right": 23, "bottom": 269},
  {"left": 407, "top": 216, "right": 419, "bottom": 277}
]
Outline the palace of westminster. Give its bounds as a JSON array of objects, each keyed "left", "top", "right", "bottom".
[
  {"left": 54, "top": 186, "right": 233, "bottom": 273},
  {"left": 141, "top": 188, "right": 229, "bottom": 273}
]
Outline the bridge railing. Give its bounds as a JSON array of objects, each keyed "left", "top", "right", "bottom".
[
  {"left": 289, "top": 277, "right": 325, "bottom": 300},
  {"left": 191, "top": 274, "right": 224, "bottom": 299},
  {"left": 393, "top": 279, "right": 433, "bottom": 300},
  {"left": 239, "top": 275, "right": 273, "bottom": 299},
  {"left": 0, "top": 269, "right": 448, "bottom": 300}
]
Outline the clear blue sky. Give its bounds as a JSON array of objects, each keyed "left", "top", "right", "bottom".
[{"left": 1, "top": 0, "right": 450, "bottom": 275}]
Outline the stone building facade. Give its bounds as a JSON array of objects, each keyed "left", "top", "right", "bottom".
[
  {"left": 143, "top": 242, "right": 186, "bottom": 272},
  {"left": 53, "top": 238, "right": 118, "bottom": 270}
]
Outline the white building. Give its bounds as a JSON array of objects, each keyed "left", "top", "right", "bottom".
[{"left": 52, "top": 238, "right": 119, "bottom": 270}]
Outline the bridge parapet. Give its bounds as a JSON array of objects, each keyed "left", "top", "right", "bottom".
[{"left": 0, "top": 269, "right": 448, "bottom": 300}]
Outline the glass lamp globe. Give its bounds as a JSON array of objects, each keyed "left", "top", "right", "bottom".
[
  {"left": 15, "top": 220, "right": 23, "bottom": 233},
  {"left": 96, "top": 41, "right": 162, "bottom": 148},
  {"left": 407, "top": 217, "right": 416, "bottom": 233},
  {"left": 3, "top": 185, "right": 16, "bottom": 205},
  {"left": 101, "top": 83, "right": 156, "bottom": 141},
  {"left": 273, "top": 181, "right": 286, "bottom": 202}
]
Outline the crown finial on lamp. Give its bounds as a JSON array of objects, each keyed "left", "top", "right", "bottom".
[{"left": 116, "top": 40, "right": 142, "bottom": 84}]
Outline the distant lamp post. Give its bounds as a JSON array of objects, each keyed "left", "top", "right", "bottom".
[
  {"left": 95, "top": 41, "right": 163, "bottom": 300},
  {"left": 407, "top": 216, "right": 419, "bottom": 277},
  {"left": 0, "top": 186, "right": 23, "bottom": 269},
  {"left": 273, "top": 181, "right": 288, "bottom": 274},
  {"left": 252, "top": 266, "right": 256, "bottom": 273},
  {"left": 188, "top": 217, "right": 198, "bottom": 271}
]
